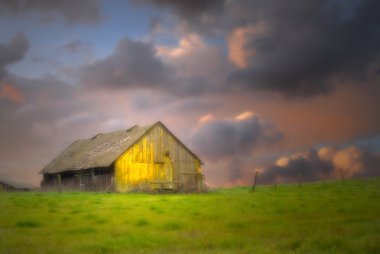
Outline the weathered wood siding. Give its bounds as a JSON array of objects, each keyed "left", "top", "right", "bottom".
[
  {"left": 41, "top": 168, "right": 114, "bottom": 192},
  {"left": 115, "top": 124, "right": 202, "bottom": 192}
]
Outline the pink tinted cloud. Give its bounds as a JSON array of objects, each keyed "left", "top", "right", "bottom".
[
  {"left": 227, "top": 23, "right": 267, "bottom": 68},
  {"left": 0, "top": 83, "right": 25, "bottom": 103},
  {"left": 260, "top": 145, "right": 380, "bottom": 184}
]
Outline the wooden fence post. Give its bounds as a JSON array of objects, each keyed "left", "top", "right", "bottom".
[
  {"left": 298, "top": 173, "right": 302, "bottom": 188},
  {"left": 340, "top": 168, "right": 346, "bottom": 184},
  {"left": 251, "top": 171, "right": 259, "bottom": 191}
]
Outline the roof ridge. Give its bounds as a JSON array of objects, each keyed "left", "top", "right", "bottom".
[{"left": 40, "top": 122, "right": 157, "bottom": 174}]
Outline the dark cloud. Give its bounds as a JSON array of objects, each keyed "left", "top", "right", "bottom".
[
  {"left": 0, "top": 33, "right": 29, "bottom": 79},
  {"left": 141, "top": 0, "right": 380, "bottom": 97},
  {"left": 191, "top": 114, "right": 283, "bottom": 160},
  {"left": 133, "top": 0, "right": 225, "bottom": 34},
  {"left": 141, "top": 0, "right": 222, "bottom": 15},
  {"left": 190, "top": 113, "right": 283, "bottom": 186},
  {"left": 0, "top": 0, "right": 102, "bottom": 25},
  {"left": 134, "top": 0, "right": 223, "bottom": 18},
  {"left": 260, "top": 150, "right": 334, "bottom": 184},
  {"left": 260, "top": 146, "right": 380, "bottom": 184},
  {"left": 228, "top": 0, "right": 380, "bottom": 97},
  {"left": 80, "top": 37, "right": 171, "bottom": 89},
  {"left": 80, "top": 37, "right": 215, "bottom": 96},
  {"left": 355, "top": 149, "right": 380, "bottom": 178}
]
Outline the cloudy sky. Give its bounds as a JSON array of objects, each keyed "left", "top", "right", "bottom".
[{"left": 1, "top": 0, "right": 380, "bottom": 187}]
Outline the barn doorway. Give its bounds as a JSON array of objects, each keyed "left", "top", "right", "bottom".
[
  {"left": 163, "top": 152, "right": 173, "bottom": 182},
  {"left": 152, "top": 152, "right": 174, "bottom": 190}
]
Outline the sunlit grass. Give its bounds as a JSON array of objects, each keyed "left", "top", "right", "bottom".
[{"left": 0, "top": 178, "right": 379, "bottom": 253}]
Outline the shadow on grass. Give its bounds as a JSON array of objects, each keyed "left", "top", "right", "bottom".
[
  {"left": 135, "top": 218, "right": 150, "bottom": 227},
  {"left": 163, "top": 221, "right": 184, "bottom": 230},
  {"left": 16, "top": 220, "right": 41, "bottom": 228}
]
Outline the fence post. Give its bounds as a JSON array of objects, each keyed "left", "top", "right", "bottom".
[
  {"left": 340, "top": 168, "right": 346, "bottom": 184},
  {"left": 251, "top": 171, "right": 259, "bottom": 191},
  {"left": 298, "top": 173, "right": 302, "bottom": 188}
]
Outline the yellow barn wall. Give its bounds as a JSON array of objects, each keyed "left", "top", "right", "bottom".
[{"left": 114, "top": 124, "right": 203, "bottom": 192}]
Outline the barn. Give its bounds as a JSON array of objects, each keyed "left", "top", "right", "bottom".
[
  {"left": 0, "top": 176, "right": 35, "bottom": 191},
  {"left": 40, "top": 122, "right": 204, "bottom": 192}
]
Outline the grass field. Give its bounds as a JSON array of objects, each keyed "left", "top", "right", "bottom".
[{"left": 0, "top": 178, "right": 379, "bottom": 254}]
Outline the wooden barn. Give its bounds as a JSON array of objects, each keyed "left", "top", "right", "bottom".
[
  {"left": 0, "top": 176, "right": 35, "bottom": 191},
  {"left": 40, "top": 122, "right": 204, "bottom": 192}
]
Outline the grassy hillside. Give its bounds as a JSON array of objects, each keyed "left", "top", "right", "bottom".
[{"left": 0, "top": 178, "right": 379, "bottom": 254}]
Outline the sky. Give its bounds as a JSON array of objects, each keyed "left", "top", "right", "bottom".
[{"left": 0, "top": 0, "right": 380, "bottom": 187}]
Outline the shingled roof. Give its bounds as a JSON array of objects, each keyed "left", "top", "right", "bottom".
[{"left": 41, "top": 123, "right": 155, "bottom": 174}]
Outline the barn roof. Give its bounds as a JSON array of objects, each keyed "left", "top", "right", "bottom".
[
  {"left": 0, "top": 176, "right": 35, "bottom": 189},
  {"left": 40, "top": 122, "right": 202, "bottom": 174}
]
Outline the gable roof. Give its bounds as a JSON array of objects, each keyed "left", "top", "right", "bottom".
[
  {"left": 0, "top": 176, "right": 36, "bottom": 190},
  {"left": 40, "top": 122, "right": 202, "bottom": 174}
]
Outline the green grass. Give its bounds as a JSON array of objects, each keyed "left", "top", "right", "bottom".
[
  {"left": 0, "top": 178, "right": 379, "bottom": 253},
  {"left": 16, "top": 220, "right": 41, "bottom": 228}
]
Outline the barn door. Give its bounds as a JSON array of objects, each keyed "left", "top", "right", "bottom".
[
  {"left": 162, "top": 153, "right": 173, "bottom": 182},
  {"left": 152, "top": 153, "right": 174, "bottom": 190}
]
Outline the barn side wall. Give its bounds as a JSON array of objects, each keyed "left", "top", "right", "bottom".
[
  {"left": 41, "top": 168, "right": 114, "bottom": 192},
  {"left": 115, "top": 124, "right": 203, "bottom": 192}
]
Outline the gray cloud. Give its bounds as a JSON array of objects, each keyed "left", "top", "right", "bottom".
[
  {"left": 80, "top": 37, "right": 215, "bottom": 97},
  {"left": 134, "top": 0, "right": 224, "bottom": 25},
  {"left": 355, "top": 149, "right": 380, "bottom": 178},
  {"left": 189, "top": 113, "right": 283, "bottom": 185},
  {"left": 0, "top": 0, "right": 102, "bottom": 25},
  {"left": 228, "top": 0, "right": 380, "bottom": 97},
  {"left": 138, "top": 0, "right": 222, "bottom": 16},
  {"left": 260, "top": 150, "right": 334, "bottom": 184},
  {"left": 81, "top": 37, "right": 171, "bottom": 89},
  {"left": 0, "top": 33, "right": 29, "bottom": 79},
  {"left": 260, "top": 146, "right": 380, "bottom": 184},
  {"left": 132, "top": 0, "right": 226, "bottom": 35},
  {"left": 191, "top": 115, "right": 283, "bottom": 160},
  {"left": 141, "top": 0, "right": 380, "bottom": 97}
]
